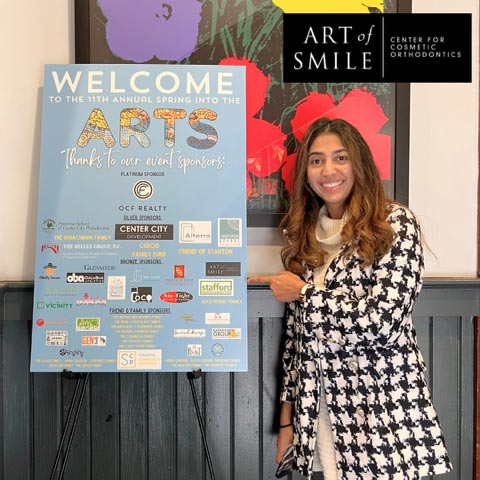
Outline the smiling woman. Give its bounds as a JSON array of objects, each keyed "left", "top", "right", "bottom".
[
  {"left": 306, "top": 133, "right": 354, "bottom": 219},
  {"left": 248, "top": 117, "right": 452, "bottom": 479}
]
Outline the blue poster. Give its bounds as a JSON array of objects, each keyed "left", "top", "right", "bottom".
[{"left": 31, "top": 64, "right": 247, "bottom": 372}]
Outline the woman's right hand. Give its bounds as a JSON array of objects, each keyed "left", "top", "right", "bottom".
[{"left": 276, "top": 425, "right": 294, "bottom": 464}]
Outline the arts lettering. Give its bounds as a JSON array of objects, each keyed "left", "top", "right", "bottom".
[{"left": 76, "top": 107, "right": 218, "bottom": 150}]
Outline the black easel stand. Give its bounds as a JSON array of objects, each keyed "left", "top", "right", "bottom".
[
  {"left": 49, "top": 369, "right": 215, "bottom": 479},
  {"left": 50, "top": 370, "right": 90, "bottom": 480},
  {"left": 187, "top": 369, "right": 216, "bottom": 480}
]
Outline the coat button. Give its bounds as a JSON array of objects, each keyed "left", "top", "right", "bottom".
[
  {"left": 356, "top": 406, "right": 365, "bottom": 417},
  {"left": 348, "top": 360, "right": 359, "bottom": 371}
]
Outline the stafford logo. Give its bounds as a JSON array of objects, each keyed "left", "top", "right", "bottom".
[{"left": 198, "top": 280, "right": 234, "bottom": 296}]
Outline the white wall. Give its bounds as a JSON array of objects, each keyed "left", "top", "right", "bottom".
[
  {"left": 409, "top": 0, "right": 479, "bottom": 276},
  {"left": 0, "top": 1, "right": 478, "bottom": 281},
  {"left": 0, "top": 2, "right": 73, "bottom": 281}
]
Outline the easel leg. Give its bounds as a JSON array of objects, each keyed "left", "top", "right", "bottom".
[
  {"left": 187, "top": 369, "right": 216, "bottom": 480},
  {"left": 50, "top": 370, "right": 90, "bottom": 480}
]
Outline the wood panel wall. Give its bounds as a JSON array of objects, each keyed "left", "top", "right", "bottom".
[{"left": 0, "top": 282, "right": 477, "bottom": 480}]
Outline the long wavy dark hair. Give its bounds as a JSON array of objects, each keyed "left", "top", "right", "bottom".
[{"left": 280, "top": 117, "right": 395, "bottom": 274}]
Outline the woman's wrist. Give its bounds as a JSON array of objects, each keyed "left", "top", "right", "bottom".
[{"left": 298, "top": 283, "right": 310, "bottom": 301}]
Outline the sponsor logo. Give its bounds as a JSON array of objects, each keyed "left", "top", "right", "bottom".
[
  {"left": 84, "top": 264, "right": 116, "bottom": 271},
  {"left": 130, "top": 286, "right": 153, "bottom": 303},
  {"left": 205, "top": 262, "right": 241, "bottom": 277},
  {"left": 76, "top": 317, "right": 100, "bottom": 331},
  {"left": 212, "top": 328, "right": 241, "bottom": 340},
  {"left": 46, "top": 330, "right": 68, "bottom": 346},
  {"left": 199, "top": 280, "right": 234, "bottom": 296},
  {"left": 40, "top": 263, "right": 61, "bottom": 280},
  {"left": 44, "top": 263, "right": 57, "bottom": 275},
  {"left": 108, "top": 276, "right": 126, "bottom": 300},
  {"left": 174, "top": 265, "right": 185, "bottom": 278},
  {"left": 54, "top": 221, "right": 109, "bottom": 232},
  {"left": 36, "top": 318, "right": 68, "bottom": 327},
  {"left": 133, "top": 180, "right": 154, "bottom": 200},
  {"left": 42, "top": 219, "right": 56, "bottom": 233},
  {"left": 41, "top": 286, "right": 76, "bottom": 296},
  {"left": 218, "top": 218, "right": 242, "bottom": 247},
  {"left": 115, "top": 224, "right": 174, "bottom": 241},
  {"left": 66, "top": 272, "right": 105, "bottom": 283},
  {"left": 41, "top": 244, "right": 60, "bottom": 254},
  {"left": 59, "top": 349, "right": 84, "bottom": 357},
  {"left": 117, "top": 349, "right": 162, "bottom": 370},
  {"left": 187, "top": 344, "right": 202, "bottom": 357},
  {"left": 165, "top": 265, "right": 194, "bottom": 286},
  {"left": 211, "top": 343, "right": 225, "bottom": 357},
  {"left": 160, "top": 291, "right": 193, "bottom": 303},
  {"left": 81, "top": 336, "right": 107, "bottom": 346},
  {"left": 205, "top": 312, "right": 231, "bottom": 325},
  {"left": 76, "top": 294, "right": 107, "bottom": 306},
  {"left": 179, "top": 221, "right": 212, "bottom": 243},
  {"left": 131, "top": 269, "right": 163, "bottom": 283},
  {"left": 181, "top": 313, "right": 195, "bottom": 323},
  {"left": 39, "top": 301, "right": 73, "bottom": 309},
  {"left": 173, "top": 329, "right": 206, "bottom": 338}
]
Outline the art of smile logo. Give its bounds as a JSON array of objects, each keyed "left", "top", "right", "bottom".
[{"left": 133, "top": 180, "right": 153, "bottom": 200}]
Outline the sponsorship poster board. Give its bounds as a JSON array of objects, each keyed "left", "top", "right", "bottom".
[{"left": 31, "top": 64, "right": 247, "bottom": 372}]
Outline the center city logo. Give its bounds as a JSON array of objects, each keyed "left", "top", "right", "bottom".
[{"left": 130, "top": 286, "right": 153, "bottom": 303}]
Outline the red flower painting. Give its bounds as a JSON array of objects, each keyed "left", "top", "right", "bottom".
[
  {"left": 282, "top": 89, "right": 391, "bottom": 192},
  {"left": 219, "top": 57, "right": 287, "bottom": 199}
]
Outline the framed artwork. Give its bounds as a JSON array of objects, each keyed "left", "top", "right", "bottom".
[{"left": 75, "top": 0, "right": 411, "bottom": 227}]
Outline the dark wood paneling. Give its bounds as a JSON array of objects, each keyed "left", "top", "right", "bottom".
[{"left": 0, "top": 282, "right": 477, "bottom": 480}]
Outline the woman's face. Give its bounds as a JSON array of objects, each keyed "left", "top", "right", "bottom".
[{"left": 306, "top": 132, "right": 354, "bottom": 219}]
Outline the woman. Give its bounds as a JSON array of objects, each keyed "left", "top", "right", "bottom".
[{"left": 248, "top": 118, "right": 451, "bottom": 479}]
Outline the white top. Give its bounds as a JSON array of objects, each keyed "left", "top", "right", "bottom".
[{"left": 312, "top": 206, "right": 346, "bottom": 478}]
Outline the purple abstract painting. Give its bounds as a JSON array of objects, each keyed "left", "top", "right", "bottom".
[{"left": 98, "top": 0, "right": 203, "bottom": 62}]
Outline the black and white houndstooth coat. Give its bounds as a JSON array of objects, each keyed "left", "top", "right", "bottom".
[{"left": 280, "top": 204, "right": 452, "bottom": 479}]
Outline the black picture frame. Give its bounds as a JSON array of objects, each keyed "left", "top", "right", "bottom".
[{"left": 74, "top": 0, "right": 411, "bottom": 228}]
